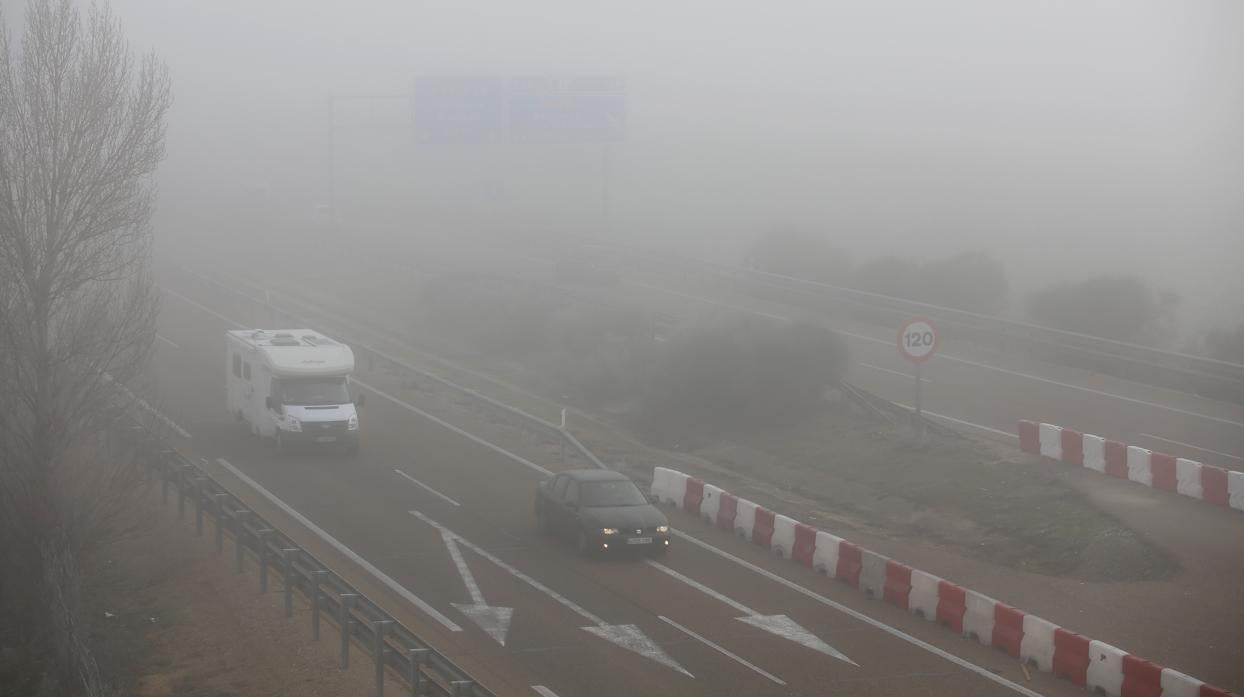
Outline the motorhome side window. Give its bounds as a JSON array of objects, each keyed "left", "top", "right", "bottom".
[{"left": 232, "top": 353, "right": 241, "bottom": 378}]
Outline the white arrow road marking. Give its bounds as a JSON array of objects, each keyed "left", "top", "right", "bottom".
[
  {"left": 439, "top": 529, "right": 513, "bottom": 646},
  {"left": 645, "top": 560, "right": 856, "bottom": 666},
  {"left": 659, "top": 615, "right": 786, "bottom": 686},
  {"left": 213, "top": 459, "right": 461, "bottom": 631},
  {"left": 409, "top": 510, "right": 692, "bottom": 678}
]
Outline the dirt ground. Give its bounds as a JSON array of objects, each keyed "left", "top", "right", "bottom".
[{"left": 88, "top": 485, "right": 400, "bottom": 697}]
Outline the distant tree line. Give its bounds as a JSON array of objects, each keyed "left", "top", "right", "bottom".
[{"left": 743, "top": 226, "right": 1203, "bottom": 352}]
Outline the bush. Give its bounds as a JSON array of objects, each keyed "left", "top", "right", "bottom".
[
  {"left": 1027, "top": 276, "right": 1179, "bottom": 346},
  {"left": 636, "top": 318, "right": 848, "bottom": 438},
  {"left": 849, "top": 251, "right": 1008, "bottom": 314},
  {"left": 919, "top": 252, "right": 1009, "bottom": 314},
  {"left": 743, "top": 226, "right": 850, "bottom": 284}
]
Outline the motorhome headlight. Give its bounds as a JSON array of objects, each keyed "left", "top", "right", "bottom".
[
  {"left": 287, "top": 417, "right": 301, "bottom": 432},
  {"left": 348, "top": 415, "right": 359, "bottom": 431}
]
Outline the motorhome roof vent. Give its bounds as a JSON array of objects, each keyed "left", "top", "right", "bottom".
[
  {"left": 302, "top": 335, "right": 334, "bottom": 346},
  {"left": 270, "top": 333, "right": 300, "bottom": 347}
]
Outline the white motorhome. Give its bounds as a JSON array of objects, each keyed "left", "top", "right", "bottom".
[{"left": 226, "top": 329, "right": 363, "bottom": 453}]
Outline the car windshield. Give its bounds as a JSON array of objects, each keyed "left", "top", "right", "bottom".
[
  {"left": 581, "top": 480, "right": 648, "bottom": 507},
  {"left": 275, "top": 378, "right": 350, "bottom": 406}
]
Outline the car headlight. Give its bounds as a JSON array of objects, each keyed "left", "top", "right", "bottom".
[
  {"left": 348, "top": 415, "right": 359, "bottom": 431},
  {"left": 656, "top": 525, "right": 669, "bottom": 533},
  {"left": 601, "top": 528, "right": 619, "bottom": 536},
  {"left": 287, "top": 417, "right": 301, "bottom": 432}
]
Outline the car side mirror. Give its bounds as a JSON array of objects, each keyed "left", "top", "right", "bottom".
[
  {"left": 355, "top": 393, "right": 366, "bottom": 408},
  {"left": 265, "top": 396, "right": 275, "bottom": 410}
]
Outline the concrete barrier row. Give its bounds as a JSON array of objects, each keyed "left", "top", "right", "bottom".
[
  {"left": 1019, "top": 421, "right": 1244, "bottom": 511},
  {"left": 650, "top": 466, "right": 1236, "bottom": 697}
]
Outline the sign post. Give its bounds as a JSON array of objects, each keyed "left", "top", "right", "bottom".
[{"left": 897, "top": 317, "right": 938, "bottom": 422}]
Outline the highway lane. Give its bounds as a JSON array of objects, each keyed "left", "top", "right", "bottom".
[
  {"left": 178, "top": 237, "right": 1244, "bottom": 469},
  {"left": 146, "top": 274, "right": 1089, "bottom": 697}
]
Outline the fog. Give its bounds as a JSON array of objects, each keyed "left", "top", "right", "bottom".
[{"left": 28, "top": 0, "right": 1244, "bottom": 331}]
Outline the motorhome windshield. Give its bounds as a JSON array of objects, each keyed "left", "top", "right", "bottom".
[{"left": 275, "top": 378, "right": 350, "bottom": 406}]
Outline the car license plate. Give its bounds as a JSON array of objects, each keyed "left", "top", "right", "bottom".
[
  {"left": 315, "top": 436, "right": 337, "bottom": 443},
  {"left": 626, "top": 537, "right": 652, "bottom": 545}
]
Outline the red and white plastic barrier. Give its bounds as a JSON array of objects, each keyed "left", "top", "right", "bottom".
[
  {"left": 649, "top": 465, "right": 1237, "bottom": 697},
  {"left": 1018, "top": 421, "right": 1243, "bottom": 512}
]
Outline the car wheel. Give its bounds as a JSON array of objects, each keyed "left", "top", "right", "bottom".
[{"left": 576, "top": 528, "right": 591, "bottom": 557}]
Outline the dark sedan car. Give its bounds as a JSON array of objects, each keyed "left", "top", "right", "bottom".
[{"left": 535, "top": 469, "right": 671, "bottom": 556}]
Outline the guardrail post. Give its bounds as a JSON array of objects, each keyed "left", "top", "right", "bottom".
[
  {"left": 559, "top": 434, "right": 566, "bottom": 465},
  {"left": 282, "top": 548, "right": 298, "bottom": 617},
  {"left": 451, "top": 680, "right": 474, "bottom": 697},
  {"left": 339, "top": 593, "right": 358, "bottom": 669},
  {"left": 373, "top": 620, "right": 393, "bottom": 697},
  {"left": 407, "top": 648, "right": 429, "bottom": 696},
  {"left": 310, "top": 570, "right": 328, "bottom": 640},
  {"left": 256, "top": 529, "right": 273, "bottom": 592},
  {"left": 234, "top": 511, "right": 250, "bottom": 574},
  {"left": 192, "top": 477, "right": 204, "bottom": 536},
  {"left": 214, "top": 494, "right": 228, "bottom": 554},
  {"left": 177, "top": 463, "right": 188, "bottom": 519}
]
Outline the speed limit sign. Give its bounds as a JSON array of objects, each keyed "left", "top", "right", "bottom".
[
  {"left": 898, "top": 317, "right": 938, "bottom": 363},
  {"left": 898, "top": 317, "right": 937, "bottom": 422}
]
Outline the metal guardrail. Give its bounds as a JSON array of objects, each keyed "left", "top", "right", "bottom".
[
  {"left": 176, "top": 267, "right": 609, "bottom": 472},
  {"left": 156, "top": 448, "right": 491, "bottom": 697},
  {"left": 592, "top": 243, "right": 1244, "bottom": 404}
]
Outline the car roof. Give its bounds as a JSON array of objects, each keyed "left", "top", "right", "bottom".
[{"left": 558, "top": 469, "right": 631, "bottom": 482}]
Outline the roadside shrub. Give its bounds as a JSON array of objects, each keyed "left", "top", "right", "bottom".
[
  {"left": 636, "top": 318, "right": 848, "bottom": 438},
  {"left": 849, "top": 252, "right": 1008, "bottom": 314},
  {"left": 1027, "top": 276, "right": 1179, "bottom": 346},
  {"left": 918, "top": 252, "right": 1009, "bottom": 314},
  {"left": 743, "top": 226, "right": 850, "bottom": 284}
]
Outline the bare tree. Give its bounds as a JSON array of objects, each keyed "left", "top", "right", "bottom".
[{"left": 0, "top": 1, "right": 170, "bottom": 694}]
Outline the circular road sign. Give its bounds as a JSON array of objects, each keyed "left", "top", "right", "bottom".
[{"left": 898, "top": 317, "right": 939, "bottom": 362}]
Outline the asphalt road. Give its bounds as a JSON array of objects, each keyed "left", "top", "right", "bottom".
[{"left": 143, "top": 272, "right": 1094, "bottom": 697}]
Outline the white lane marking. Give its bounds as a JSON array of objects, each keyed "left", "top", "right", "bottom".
[
  {"left": 395, "top": 469, "right": 462, "bottom": 506},
  {"left": 166, "top": 282, "right": 555, "bottom": 478},
  {"left": 645, "top": 561, "right": 855, "bottom": 665},
  {"left": 861, "top": 362, "right": 930, "bottom": 383},
  {"left": 356, "top": 379, "right": 552, "bottom": 476},
  {"left": 659, "top": 615, "right": 786, "bottom": 686},
  {"left": 440, "top": 530, "right": 512, "bottom": 646},
  {"left": 409, "top": 510, "right": 692, "bottom": 677},
  {"left": 411, "top": 510, "right": 603, "bottom": 623},
  {"left": 443, "top": 530, "right": 486, "bottom": 605},
  {"left": 531, "top": 688, "right": 560, "bottom": 697},
  {"left": 646, "top": 561, "right": 751, "bottom": 614},
  {"left": 1138, "top": 434, "right": 1244, "bottom": 463},
  {"left": 162, "top": 287, "right": 245, "bottom": 328},
  {"left": 102, "top": 373, "right": 192, "bottom": 439},
  {"left": 638, "top": 282, "right": 1244, "bottom": 428},
  {"left": 156, "top": 333, "right": 180, "bottom": 349},
  {"left": 670, "top": 529, "right": 1046, "bottom": 697},
  {"left": 211, "top": 458, "right": 462, "bottom": 632}
]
